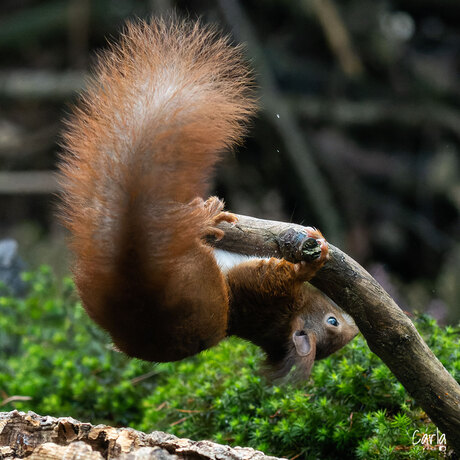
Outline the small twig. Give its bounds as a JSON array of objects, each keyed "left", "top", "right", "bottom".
[
  {"left": 155, "top": 402, "right": 169, "bottom": 411},
  {"left": 308, "top": 0, "right": 363, "bottom": 77},
  {"left": 175, "top": 409, "right": 202, "bottom": 414},
  {"left": 289, "top": 451, "right": 304, "bottom": 460},
  {"left": 170, "top": 416, "right": 188, "bottom": 427},
  {"left": 0, "top": 396, "right": 32, "bottom": 407},
  {"left": 130, "top": 369, "right": 158, "bottom": 385}
]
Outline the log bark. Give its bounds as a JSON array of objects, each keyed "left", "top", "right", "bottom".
[
  {"left": 213, "top": 214, "right": 460, "bottom": 455},
  {"left": 0, "top": 410, "right": 283, "bottom": 460}
]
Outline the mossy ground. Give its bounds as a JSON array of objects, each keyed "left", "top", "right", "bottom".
[{"left": 1, "top": 266, "right": 458, "bottom": 459}]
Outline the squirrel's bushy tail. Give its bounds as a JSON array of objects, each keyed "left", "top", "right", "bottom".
[
  {"left": 58, "top": 18, "right": 255, "bottom": 360},
  {"left": 60, "top": 17, "right": 255, "bottom": 238}
]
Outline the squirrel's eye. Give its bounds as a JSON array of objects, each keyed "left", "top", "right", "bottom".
[{"left": 327, "top": 316, "right": 339, "bottom": 327}]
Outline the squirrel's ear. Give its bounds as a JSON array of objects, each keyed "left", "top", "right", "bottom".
[
  {"left": 292, "top": 330, "right": 316, "bottom": 379},
  {"left": 292, "top": 330, "right": 315, "bottom": 356}
]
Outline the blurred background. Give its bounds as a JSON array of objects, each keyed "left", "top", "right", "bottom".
[{"left": 0, "top": 0, "right": 458, "bottom": 322}]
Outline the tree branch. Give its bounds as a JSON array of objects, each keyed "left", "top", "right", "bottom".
[{"left": 214, "top": 214, "right": 460, "bottom": 454}]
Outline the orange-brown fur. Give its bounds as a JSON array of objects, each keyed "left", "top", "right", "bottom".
[
  {"left": 226, "top": 254, "right": 357, "bottom": 378},
  {"left": 59, "top": 17, "right": 357, "bottom": 378}
]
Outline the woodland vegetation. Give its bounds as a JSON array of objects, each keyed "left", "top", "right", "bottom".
[
  {"left": 0, "top": 266, "right": 459, "bottom": 458},
  {"left": 0, "top": 0, "right": 459, "bottom": 459}
]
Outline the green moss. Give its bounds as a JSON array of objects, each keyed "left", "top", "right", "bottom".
[{"left": 0, "top": 267, "right": 457, "bottom": 459}]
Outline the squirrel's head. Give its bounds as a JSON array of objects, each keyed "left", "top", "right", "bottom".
[{"left": 268, "top": 284, "right": 358, "bottom": 381}]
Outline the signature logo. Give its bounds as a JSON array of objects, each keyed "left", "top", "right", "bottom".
[{"left": 412, "top": 429, "right": 446, "bottom": 452}]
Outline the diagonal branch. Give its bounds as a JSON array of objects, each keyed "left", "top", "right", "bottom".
[{"left": 213, "top": 214, "right": 460, "bottom": 454}]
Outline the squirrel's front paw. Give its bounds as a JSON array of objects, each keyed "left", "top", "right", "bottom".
[
  {"left": 293, "top": 228, "right": 329, "bottom": 281},
  {"left": 304, "top": 226, "right": 329, "bottom": 262}
]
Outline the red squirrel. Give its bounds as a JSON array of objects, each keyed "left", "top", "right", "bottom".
[{"left": 58, "top": 17, "right": 358, "bottom": 379}]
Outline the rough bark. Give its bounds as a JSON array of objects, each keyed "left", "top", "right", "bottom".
[
  {"left": 0, "top": 410, "right": 283, "bottom": 460},
  {"left": 213, "top": 214, "right": 460, "bottom": 455}
]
